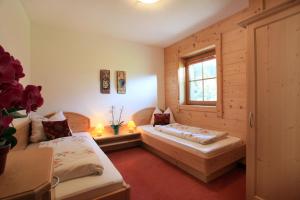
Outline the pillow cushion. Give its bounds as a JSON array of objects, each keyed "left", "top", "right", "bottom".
[
  {"left": 30, "top": 113, "right": 48, "bottom": 142},
  {"left": 153, "top": 113, "right": 170, "bottom": 126},
  {"left": 30, "top": 111, "right": 66, "bottom": 143},
  {"left": 50, "top": 111, "right": 66, "bottom": 121},
  {"left": 150, "top": 107, "right": 163, "bottom": 125},
  {"left": 164, "top": 107, "right": 176, "bottom": 124},
  {"left": 42, "top": 120, "right": 72, "bottom": 140}
]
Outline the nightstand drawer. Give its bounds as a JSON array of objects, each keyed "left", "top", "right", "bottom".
[{"left": 94, "top": 133, "right": 142, "bottom": 152}]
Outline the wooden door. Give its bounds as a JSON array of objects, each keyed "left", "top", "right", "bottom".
[{"left": 247, "top": 5, "right": 300, "bottom": 200}]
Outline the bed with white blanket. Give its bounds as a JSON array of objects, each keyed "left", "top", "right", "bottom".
[
  {"left": 12, "top": 112, "right": 130, "bottom": 200},
  {"left": 138, "top": 124, "right": 245, "bottom": 183}
]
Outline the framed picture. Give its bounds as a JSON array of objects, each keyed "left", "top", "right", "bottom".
[
  {"left": 117, "top": 71, "right": 126, "bottom": 94},
  {"left": 100, "top": 69, "right": 110, "bottom": 94}
]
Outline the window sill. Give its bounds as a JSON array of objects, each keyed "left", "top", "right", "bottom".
[{"left": 179, "top": 104, "right": 217, "bottom": 113}]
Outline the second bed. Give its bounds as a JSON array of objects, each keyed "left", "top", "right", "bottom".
[{"left": 138, "top": 125, "right": 245, "bottom": 183}]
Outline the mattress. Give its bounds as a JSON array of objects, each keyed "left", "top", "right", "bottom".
[
  {"left": 27, "top": 132, "right": 124, "bottom": 200},
  {"left": 138, "top": 125, "right": 243, "bottom": 159}
]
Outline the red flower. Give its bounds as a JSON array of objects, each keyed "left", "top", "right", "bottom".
[
  {"left": 0, "top": 115, "right": 13, "bottom": 127},
  {"left": 0, "top": 82, "right": 24, "bottom": 109},
  {"left": 22, "top": 85, "right": 44, "bottom": 113},
  {"left": 0, "top": 45, "right": 44, "bottom": 148},
  {"left": 0, "top": 45, "right": 25, "bottom": 84},
  {"left": 0, "top": 52, "right": 15, "bottom": 85},
  {"left": 0, "top": 46, "right": 4, "bottom": 54},
  {"left": 11, "top": 59, "right": 25, "bottom": 81}
]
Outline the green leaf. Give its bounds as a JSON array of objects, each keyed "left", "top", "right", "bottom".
[
  {"left": 0, "top": 139, "right": 6, "bottom": 146},
  {"left": 10, "top": 111, "right": 27, "bottom": 119},
  {"left": 7, "top": 108, "right": 24, "bottom": 113},
  {"left": 6, "top": 136, "right": 17, "bottom": 148},
  {"left": 2, "top": 108, "right": 25, "bottom": 116},
  {"left": 3, "top": 127, "right": 16, "bottom": 137}
]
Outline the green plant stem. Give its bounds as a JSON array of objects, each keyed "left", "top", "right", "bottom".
[
  {"left": 111, "top": 106, "right": 115, "bottom": 125},
  {"left": 118, "top": 106, "right": 123, "bottom": 125},
  {"left": 2, "top": 108, "right": 15, "bottom": 128}
]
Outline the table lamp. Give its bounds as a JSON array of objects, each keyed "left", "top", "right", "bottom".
[
  {"left": 127, "top": 120, "right": 136, "bottom": 133},
  {"left": 94, "top": 123, "right": 104, "bottom": 136}
]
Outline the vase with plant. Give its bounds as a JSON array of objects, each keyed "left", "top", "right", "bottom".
[
  {"left": 0, "top": 45, "right": 44, "bottom": 174},
  {"left": 110, "top": 106, "right": 124, "bottom": 135}
]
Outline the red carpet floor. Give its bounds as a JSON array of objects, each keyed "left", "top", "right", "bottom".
[{"left": 108, "top": 147, "right": 245, "bottom": 200}]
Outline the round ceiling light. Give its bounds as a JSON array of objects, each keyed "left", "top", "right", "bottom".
[{"left": 138, "top": 0, "right": 160, "bottom": 4}]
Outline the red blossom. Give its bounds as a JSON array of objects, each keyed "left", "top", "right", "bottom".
[
  {"left": 22, "top": 85, "right": 44, "bottom": 113},
  {"left": 0, "top": 82, "right": 24, "bottom": 109},
  {"left": 0, "top": 52, "right": 15, "bottom": 85},
  {"left": 0, "top": 46, "right": 4, "bottom": 54},
  {"left": 11, "top": 59, "right": 25, "bottom": 80},
  {"left": 0, "top": 46, "right": 25, "bottom": 84},
  {"left": 0, "top": 45, "right": 44, "bottom": 147}
]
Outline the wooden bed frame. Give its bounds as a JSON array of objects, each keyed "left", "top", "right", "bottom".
[
  {"left": 132, "top": 107, "right": 246, "bottom": 183},
  {"left": 141, "top": 130, "right": 245, "bottom": 183},
  {"left": 47, "top": 112, "right": 130, "bottom": 200},
  {"left": 45, "top": 112, "right": 90, "bottom": 133},
  {"left": 14, "top": 112, "right": 130, "bottom": 200}
]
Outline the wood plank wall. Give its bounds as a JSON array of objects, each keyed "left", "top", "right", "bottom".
[{"left": 164, "top": 0, "right": 289, "bottom": 141}]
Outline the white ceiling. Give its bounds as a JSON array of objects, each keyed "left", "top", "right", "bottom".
[{"left": 21, "top": 0, "right": 248, "bottom": 47}]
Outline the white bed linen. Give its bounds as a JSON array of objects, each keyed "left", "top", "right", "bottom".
[
  {"left": 138, "top": 125, "right": 243, "bottom": 159},
  {"left": 27, "top": 132, "right": 124, "bottom": 200},
  {"left": 155, "top": 123, "right": 228, "bottom": 144}
]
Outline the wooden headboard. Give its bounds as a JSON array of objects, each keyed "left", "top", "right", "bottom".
[
  {"left": 131, "top": 107, "right": 155, "bottom": 126},
  {"left": 45, "top": 112, "right": 90, "bottom": 133}
]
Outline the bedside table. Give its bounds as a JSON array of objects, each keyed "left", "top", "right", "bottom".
[
  {"left": 0, "top": 148, "right": 54, "bottom": 200},
  {"left": 94, "top": 132, "right": 142, "bottom": 152}
]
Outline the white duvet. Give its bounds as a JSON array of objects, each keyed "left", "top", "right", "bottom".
[
  {"left": 155, "top": 123, "right": 228, "bottom": 145},
  {"left": 39, "top": 135, "right": 104, "bottom": 182}
]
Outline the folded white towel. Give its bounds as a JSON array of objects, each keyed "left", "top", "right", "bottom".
[{"left": 39, "top": 135, "right": 103, "bottom": 182}]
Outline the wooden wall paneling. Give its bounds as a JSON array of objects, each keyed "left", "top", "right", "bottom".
[
  {"left": 164, "top": 0, "right": 297, "bottom": 144},
  {"left": 165, "top": 19, "right": 248, "bottom": 141},
  {"left": 216, "top": 34, "right": 224, "bottom": 117},
  {"left": 263, "top": 0, "right": 295, "bottom": 10}
]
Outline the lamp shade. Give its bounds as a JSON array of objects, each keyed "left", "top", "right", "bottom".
[
  {"left": 95, "top": 123, "right": 104, "bottom": 135},
  {"left": 127, "top": 120, "right": 136, "bottom": 132}
]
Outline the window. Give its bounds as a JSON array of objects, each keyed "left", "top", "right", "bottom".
[
  {"left": 178, "top": 36, "right": 223, "bottom": 116},
  {"left": 185, "top": 50, "right": 217, "bottom": 106}
]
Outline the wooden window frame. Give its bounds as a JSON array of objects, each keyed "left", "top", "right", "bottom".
[
  {"left": 185, "top": 50, "right": 217, "bottom": 106},
  {"left": 177, "top": 34, "right": 223, "bottom": 117}
]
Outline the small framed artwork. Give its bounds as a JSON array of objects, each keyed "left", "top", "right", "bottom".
[
  {"left": 100, "top": 69, "right": 110, "bottom": 94},
  {"left": 117, "top": 71, "right": 126, "bottom": 94}
]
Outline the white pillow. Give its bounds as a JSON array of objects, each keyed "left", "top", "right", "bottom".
[
  {"left": 50, "top": 111, "right": 66, "bottom": 121},
  {"left": 30, "top": 111, "right": 66, "bottom": 143},
  {"left": 150, "top": 107, "right": 162, "bottom": 125},
  {"left": 164, "top": 107, "right": 176, "bottom": 124}
]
